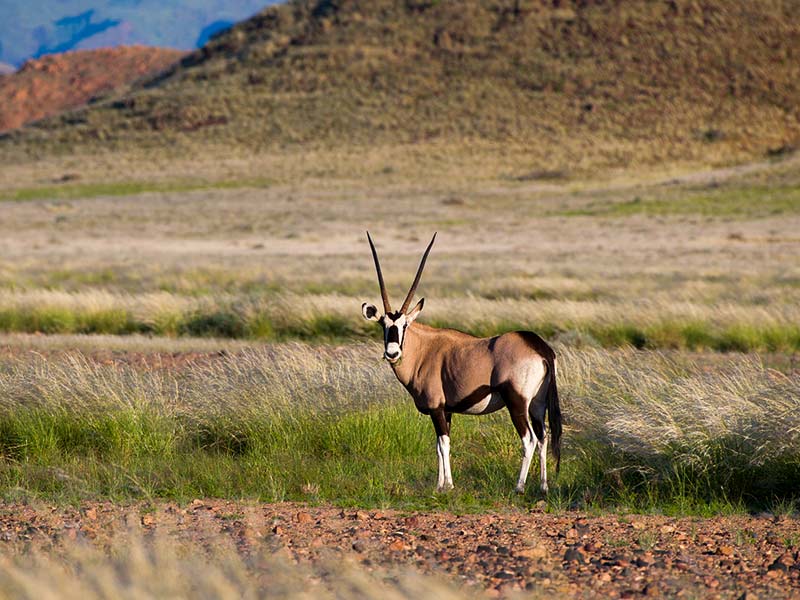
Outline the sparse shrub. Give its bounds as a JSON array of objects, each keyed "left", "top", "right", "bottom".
[{"left": 179, "top": 310, "right": 248, "bottom": 338}]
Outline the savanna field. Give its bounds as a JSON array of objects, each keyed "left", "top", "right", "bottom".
[{"left": 1, "top": 0, "right": 800, "bottom": 597}]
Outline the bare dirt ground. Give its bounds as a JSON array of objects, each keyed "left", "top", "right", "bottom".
[{"left": 1, "top": 500, "right": 798, "bottom": 599}]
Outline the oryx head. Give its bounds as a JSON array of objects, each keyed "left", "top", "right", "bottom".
[{"left": 362, "top": 232, "right": 436, "bottom": 363}]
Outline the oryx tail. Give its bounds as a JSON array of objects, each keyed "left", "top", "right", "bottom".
[{"left": 545, "top": 354, "right": 562, "bottom": 472}]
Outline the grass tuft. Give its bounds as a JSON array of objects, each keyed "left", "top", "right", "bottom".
[{"left": 0, "top": 344, "right": 798, "bottom": 512}]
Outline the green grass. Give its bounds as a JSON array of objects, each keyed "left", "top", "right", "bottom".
[
  {"left": 1, "top": 298, "right": 800, "bottom": 352},
  {"left": 1, "top": 345, "right": 798, "bottom": 513},
  {"left": 0, "top": 177, "right": 273, "bottom": 202},
  {"left": 558, "top": 185, "right": 800, "bottom": 219}
]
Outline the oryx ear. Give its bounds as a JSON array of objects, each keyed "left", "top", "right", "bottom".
[
  {"left": 361, "top": 302, "right": 380, "bottom": 321},
  {"left": 406, "top": 298, "right": 424, "bottom": 323}
]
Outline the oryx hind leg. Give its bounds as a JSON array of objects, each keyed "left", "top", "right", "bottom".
[
  {"left": 505, "top": 388, "right": 536, "bottom": 494},
  {"left": 529, "top": 371, "right": 550, "bottom": 493}
]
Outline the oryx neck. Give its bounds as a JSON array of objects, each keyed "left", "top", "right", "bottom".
[{"left": 388, "top": 322, "right": 428, "bottom": 386}]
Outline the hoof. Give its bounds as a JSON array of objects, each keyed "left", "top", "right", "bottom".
[
  {"left": 515, "top": 485, "right": 525, "bottom": 495},
  {"left": 436, "top": 483, "right": 454, "bottom": 493},
  {"left": 540, "top": 483, "right": 549, "bottom": 494}
]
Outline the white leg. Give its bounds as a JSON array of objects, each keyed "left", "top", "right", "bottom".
[
  {"left": 436, "top": 436, "right": 445, "bottom": 490},
  {"left": 539, "top": 433, "right": 549, "bottom": 493},
  {"left": 515, "top": 428, "right": 536, "bottom": 494},
  {"left": 436, "top": 435, "right": 453, "bottom": 491}
]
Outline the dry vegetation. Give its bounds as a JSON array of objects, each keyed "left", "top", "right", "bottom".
[
  {"left": 1, "top": 154, "right": 799, "bottom": 352},
  {"left": 1, "top": 0, "right": 799, "bottom": 180},
  {"left": 0, "top": 342, "right": 797, "bottom": 512},
  {"left": 0, "top": 523, "right": 471, "bottom": 600}
]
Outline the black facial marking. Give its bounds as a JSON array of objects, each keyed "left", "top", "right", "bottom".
[{"left": 387, "top": 325, "right": 399, "bottom": 344}]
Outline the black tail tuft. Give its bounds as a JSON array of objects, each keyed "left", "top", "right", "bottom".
[{"left": 546, "top": 355, "right": 562, "bottom": 472}]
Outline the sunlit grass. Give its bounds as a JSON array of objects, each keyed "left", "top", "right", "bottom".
[
  {"left": 1, "top": 290, "right": 798, "bottom": 352},
  {"left": 0, "top": 344, "right": 797, "bottom": 512},
  {"left": 558, "top": 184, "right": 800, "bottom": 218},
  {"left": 0, "top": 177, "right": 273, "bottom": 202}
]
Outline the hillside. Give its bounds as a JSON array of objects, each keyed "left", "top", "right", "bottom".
[
  {"left": 0, "top": 47, "right": 185, "bottom": 132},
  {"left": 4, "top": 0, "right": 800, "bottom": 174}
]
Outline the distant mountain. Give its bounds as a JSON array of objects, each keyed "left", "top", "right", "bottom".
[
  {"left": 0, "top": 47, "right": 185, "bottom": 132},
  {"left": 5, "top": 0, "right": 800, "bottom": 174},
  {"left": 0, "top": 1, "right": 279, "bottom": 67}
]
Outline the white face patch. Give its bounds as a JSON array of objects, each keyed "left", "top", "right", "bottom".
[{"left": 382, "top": 312, "right": 408, "bottom": 362}]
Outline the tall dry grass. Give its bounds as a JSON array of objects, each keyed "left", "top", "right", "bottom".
[
  {"left": 0, "top": 342, "right": 797, "bottom": 510},
  {"left": 0, "top": 525, "right": 473, "bottom": 600}
]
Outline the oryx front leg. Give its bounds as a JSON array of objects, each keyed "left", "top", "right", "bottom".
[{"left": 432, "top": 410, "right": 453, "bottom": 492}]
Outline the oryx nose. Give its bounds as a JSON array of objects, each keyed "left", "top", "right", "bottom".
[{"left": 385, "top": 349, "right": 400, "bottom": 359}]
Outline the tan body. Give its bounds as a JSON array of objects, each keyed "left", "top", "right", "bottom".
[
  {"left": 391, "top": 325, "right": 544, "bottom": 414},
  {"left": 388, "top": 322, "right": 560, "bottom": 492},
  {"left": 362, "top": 232, "right": 562, "bottom": 493}
]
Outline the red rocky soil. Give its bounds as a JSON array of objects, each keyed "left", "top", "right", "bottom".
[
  {"left": 1, "top": 500, "right": 799, "bottom": 599},
  {"left": 0, "top": 46, "right": 185, "bottom": 132}
]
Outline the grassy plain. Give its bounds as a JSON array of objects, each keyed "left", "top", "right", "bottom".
[
  {"left": 0, "top": 146, "right": 799, "bottom": 515},
  {"left": 2, "top": 153, "right": 800, "bottom": 352}
]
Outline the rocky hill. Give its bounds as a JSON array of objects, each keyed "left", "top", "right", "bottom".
[
  {"left": 4, "top": 0, "right": 800, "bottom": 173},
  {"left": 0, "top": 47, "right": 185, "bottom": 132}
]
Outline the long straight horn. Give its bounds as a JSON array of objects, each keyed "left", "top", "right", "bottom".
[
  {"left": 366, "top": 231, "right": 392, "bottom": 313},
  {"left": 400, "top": 232, "right": 437, "bottom": 313}
]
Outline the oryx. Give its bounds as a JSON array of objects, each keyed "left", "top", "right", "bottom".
[{"left": 361, "top": 232, "right": 562, "bottom": 493}]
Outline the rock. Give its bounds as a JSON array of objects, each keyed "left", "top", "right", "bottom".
[
  {"left": 516, "top": 544, "right": 549, "bottom": 560},
  {"left": 697, "top": 534, "right": 714, "bottom": 545},
  {"left": 295, "top": 511, "right": 313, "bottom": 524},
  {"left": 355, "top": 511, "right": 370, "bottom": 521},
  {"left": 403, "top": 516, "right": 419, "bottom": 528},
  {"left": 642, "top": 583, "right": 659, "bottom": 596},
  {"left": 768, "top": 553, "right": 794, "bottom": 572},
  {"left": 388, "top": 539, "right": 406, "bottom": 552},
  {"left": 717, "top": 545, "right": 735, "bottom": 557},
  {"left": 564, "top": 546, "right": 586, "bottom": 564},
  {"left": 352, "top": 540, "right": 366, "bottom": 553},
  {"left": 583, "top": 541, "right": 602, "bottom": 553}
]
